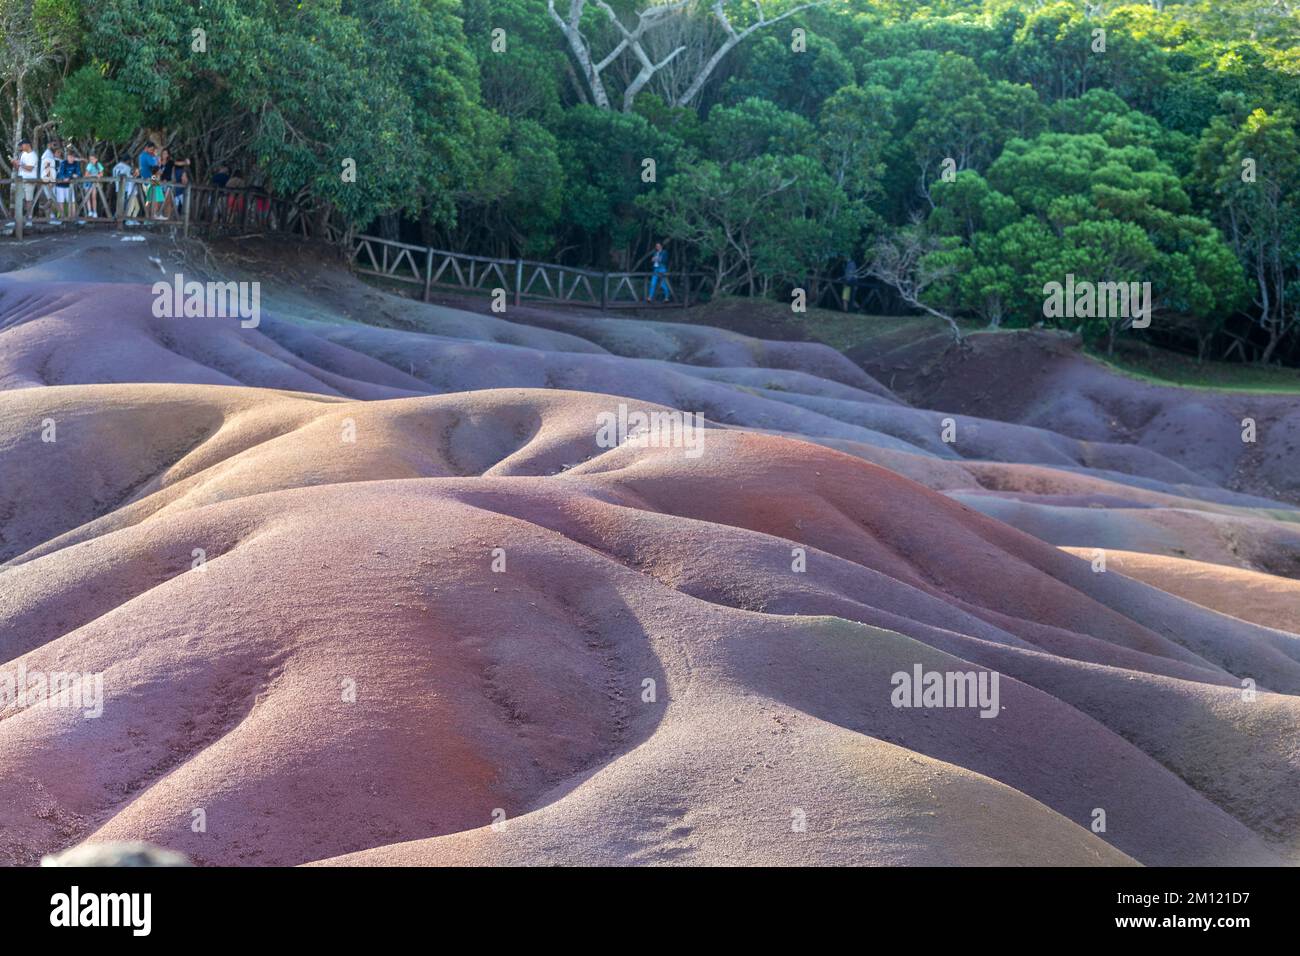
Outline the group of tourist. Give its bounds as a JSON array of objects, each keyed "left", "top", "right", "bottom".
[
  {"left": 127, "top": 142, "right": 192, "bottom": 220},
  {"left": 11, "top": 138, "right": 106, "bottom": 223},
  {"left": 9, "top": 138, "right": 255, "bottom": 226}
]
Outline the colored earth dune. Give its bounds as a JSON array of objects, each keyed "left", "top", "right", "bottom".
[{"left": 1, "top": 235, "right": 1297, "bottom": 866}]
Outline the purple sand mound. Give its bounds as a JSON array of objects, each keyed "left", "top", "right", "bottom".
[{"left": 1, "top": 234, "right": 1296, "bottom": 866}]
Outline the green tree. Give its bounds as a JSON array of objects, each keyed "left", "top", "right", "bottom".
[
  {"left": 817, "top": 83, "right": 893, "bottom": 203},
  {"left": 464, "top": 0, "right": 567, "bottom": 123},
  {"left": 558, "top": 104, "right": 681, "bottom": 262},
  {"left": 1, "top": 0, "right": 79, "bottom": 167},
  {"left": 51, "top": 63, "right": 141, "bottom": 144},
  {"left": 924, "top": 129, "right": 1245, "bottom": 351},
  {"left": 1037, "top": 218, "right": 1163, "bottom": 354},
  {"left": 1195, "top": 103, "right": 1300, "bottom": 362},
  {"left": 721, "top": 30, "right": 853, "bottom": 115},
  {"left": 641, "top": 153, "right": 860, "bottom": 296},
  {"left": 701, "top": 97, "right": 814, "bottom": 164},
  {"left": 81, "top": 0, "right": 494, "bottom": 229}
]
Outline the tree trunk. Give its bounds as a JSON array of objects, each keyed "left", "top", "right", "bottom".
[
  {"left": 1260, "top": 329, "right": 1282, "bottom": 365},
  {"left": 674, "top": 36, "right": 740, "bottom": 108},
  {"left": 549, "top": 1, "right": 614, "bottom": 109},
  {"left": 377, "top": 213, "right": 400, "bottom": 242},
  {"left": 13, "top": 69, "right": 25, "bottom": 175}
]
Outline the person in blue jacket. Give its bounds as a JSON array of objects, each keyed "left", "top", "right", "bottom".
[
  {"left": 56, "top": 146, "right": 82, "bottom": 220},
  {"left": 138, "top": 144, "right": 160, "bottom": 218},
  {"left": 647, "top": 242, "right": 672, "bottom": 303}
]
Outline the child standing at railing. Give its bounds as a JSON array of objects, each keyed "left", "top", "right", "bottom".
[
  {"left": 84, "top": 154, "right": 104, "bottom": 218},
  {"left": 148, "top": 172, "right": 166, "bottom": 220},
  {"left": 173, "top": 165, "right": 189, "bottom": 217}
]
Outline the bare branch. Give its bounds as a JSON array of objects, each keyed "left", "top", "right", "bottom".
[
  {"left": 866, "top": 228, "right": 965, "bottom": 343},
  {"left": 623, "top": 44, "right": 688, "bottom": 112},
  {"left": 547, "top": 0, "right": 827, "bottom": 113},
  {"left": 674, "top": 0, "right": 829, "bottom": 108},
  {"left": 548, "top": 0, "right": 613, "bottom": 109}
]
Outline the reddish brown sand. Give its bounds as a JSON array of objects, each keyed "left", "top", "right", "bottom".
[{"left": 0, "top": 234, "right": 1296, "bottom": 866}]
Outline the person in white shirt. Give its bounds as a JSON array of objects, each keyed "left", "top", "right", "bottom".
[
  {"left": 15, "top": 140, "right": 38, "bottom": 217},
  {"left": 40, "top": 143, "right": 59, "bottom": 219},
  {"left": 47, "top": 147, "right": 68, "bottom": 222}
]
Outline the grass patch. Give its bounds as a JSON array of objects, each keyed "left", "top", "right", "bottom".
[
  {"left": 1086, "top": 341, "right": 1300, "bottom": 394},
  {"left": 804, "top": 310, "right": 948, "bottom": 352},
  {"left": 691, "top": 297, "right": 1300, "bottom": 393},
  {"left": 684, "top": 295, "right": 954, "bottom": 352}
]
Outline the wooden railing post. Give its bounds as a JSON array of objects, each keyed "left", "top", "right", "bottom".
[
  {"left": 0, "top": 174, "right": 321, "bottom": 242},
  {"left": 341, "top": 237, "right": 720, "bottom": 314}
]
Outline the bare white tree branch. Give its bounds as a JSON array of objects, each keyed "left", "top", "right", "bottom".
[
  {"left": 548, "top": 0, "right": 828, "bottom": 113},
  {"left": 547, "top": 0, "right": 615, "bottom": 109},
  {"left": 674, "top": 0, "right": 828, "bottom": 108},
  {"left": 866, "top": 226, "right": 965, "bottom": 344}
]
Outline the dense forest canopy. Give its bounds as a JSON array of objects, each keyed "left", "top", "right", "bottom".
[{"left": 2, "top": 0, "right": 1298, "bottom": 362}]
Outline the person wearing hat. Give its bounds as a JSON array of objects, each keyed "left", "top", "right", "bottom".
[{"left": 14, "top": 139, "right": 38, "bottom": 222}]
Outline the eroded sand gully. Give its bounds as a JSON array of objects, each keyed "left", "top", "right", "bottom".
[{"left": 1, "top": 235, "right": 1297, "bottom": 866}]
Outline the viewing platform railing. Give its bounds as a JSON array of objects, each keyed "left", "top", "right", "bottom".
[
  {"left": 4, "top": 180, "right": 706, "bottom": 310},
  {"left": 2, "top": 177, "right": 332, "bottom": 241},
  {"left": 351, "top": 233, "right": 714, "bottom": 310}
]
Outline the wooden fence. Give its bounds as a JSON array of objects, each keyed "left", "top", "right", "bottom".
[
  {"left": 4, "top": 181, "right": 710, "bottom": 311},
  {"left": 351, "top": 233, "right": 713, "bottom": 310},
  {"left": 3, "top": 177, "right": 335, "bottom": 241}
]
